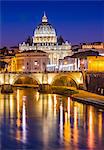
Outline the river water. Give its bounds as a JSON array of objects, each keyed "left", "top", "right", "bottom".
[{"left": 0, "top": 88, "right": 104, "bottom": 150}]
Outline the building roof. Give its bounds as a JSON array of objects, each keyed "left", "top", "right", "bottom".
[
  {"left": 82, "top": 42, "right": 104, "bottom": 45},
  {"left": 70, "top": 50, "right": 99, "bottom": 58},
  {"left": 10, "top": 46, "right": 19, "bottom": 49},
  {"left": 18, "top": 50, "right": 47, "bottom": 54}
]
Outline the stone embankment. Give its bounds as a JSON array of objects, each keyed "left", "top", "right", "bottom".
[
  {"left": 51, "top": 86, "right": 104, "bottom": 108},
  {"left": 71, "top": 89, "right": 104, "bottom": 108}
]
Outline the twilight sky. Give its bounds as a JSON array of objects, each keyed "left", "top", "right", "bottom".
[{"left": 0, "top": 0, "right": 104, "bottom": 48}]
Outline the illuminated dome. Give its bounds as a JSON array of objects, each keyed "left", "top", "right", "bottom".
[{"left": 33, "top": 12, "right": 57, "bottom": 44}]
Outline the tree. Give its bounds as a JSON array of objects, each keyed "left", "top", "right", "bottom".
[
  {"left": 0, "top": 61, "right": 8, "bottom": 71},
  {"left": 0, "top": 47, "right": 9, "bottom": 55}
]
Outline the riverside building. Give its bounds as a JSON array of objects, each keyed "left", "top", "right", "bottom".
[{"left": 9, "top": 50, "right": 48, "bottom": 73}]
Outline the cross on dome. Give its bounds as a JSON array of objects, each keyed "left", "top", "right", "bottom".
[{"left": 42, "top": 12, "right": 48, "bottom": 23}]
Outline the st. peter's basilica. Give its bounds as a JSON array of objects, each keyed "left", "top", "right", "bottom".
[{"left": 19, "top": 12, "right": 72, "bottom": 71}]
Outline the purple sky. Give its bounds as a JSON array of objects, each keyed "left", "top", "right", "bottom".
[{"left": 0, "top": 0, "right": 104, "bottom": 48}]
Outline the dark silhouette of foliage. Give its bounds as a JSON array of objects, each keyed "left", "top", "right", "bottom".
[{"left": 0, "top": 61, "right": 8, "bottom": 70}]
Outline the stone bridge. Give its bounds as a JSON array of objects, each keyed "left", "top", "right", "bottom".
[{"left": 0, "top": 71, "right": 83, "bottom": 88}]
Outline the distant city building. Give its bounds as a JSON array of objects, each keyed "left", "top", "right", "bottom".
[
  {"left": 0, "top": 47, "right": 15, "bottom": 68},
  {"left": 87, "top": 56, "right": 104, "bottom": 72},
  {"left": 71, "top": 45, "right": 81, "bottom": 52},
  {"left": 10, "top": 46, "right": 19, "bottom": 54},
  {"left": 82, "top": 42, "right": 104, "bottom": 50},
  {"left": 0, "top": 61, "right": 8, "bottom": 71},
  {"left": 0, "top": 47, "right": 18, "bottom": 59},
  {"left": 9, "top": 50, "right": 48, "bottom": 73},
  {"left": 59, "top": 57, "right": 76, "bottom": 71},
  {"left": 79, "top": 42, "right": 104, "bottom": 56},
  {"left": 19, "top": 13, "right": 72, "bottom": 71},
  {"left": 59, "top": 50, "right": 103, "bottom": 72}
]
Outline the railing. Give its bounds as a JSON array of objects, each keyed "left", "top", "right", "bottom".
[{"left": 0, "top": 70, "right": 82, "bottom": 74}]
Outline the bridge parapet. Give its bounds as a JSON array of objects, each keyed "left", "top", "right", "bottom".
[{"left": 0, "top": 72, "right": 83, "bottom": 88}]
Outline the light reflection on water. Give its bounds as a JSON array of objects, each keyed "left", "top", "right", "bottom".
[{"left": 0, "top": 88, "right": 104, "bottom": 150}]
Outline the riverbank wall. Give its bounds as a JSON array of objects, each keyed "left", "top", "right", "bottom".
[{"left": 86, "top": 73, "right": 104, "bottom": 96}]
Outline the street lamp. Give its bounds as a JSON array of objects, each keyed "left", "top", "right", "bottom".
[{"left": 22, "top": 66, "right": 25, "bottom": 73}]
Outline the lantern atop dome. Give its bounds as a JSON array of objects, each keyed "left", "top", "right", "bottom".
[{"left": 42, "top": 12, "right": 48, "bottom": 23}]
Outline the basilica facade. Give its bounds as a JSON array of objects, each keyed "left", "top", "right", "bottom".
[{"left": 19, "top": 13, "right": 72, "bottom": 71}]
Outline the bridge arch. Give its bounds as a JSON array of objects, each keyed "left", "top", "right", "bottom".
[
  {"left": 51, "top": 74, "right": 79, "bottom": 88},
  {"left": 12, "top": 74, "right": 40, "bottom": 85}
]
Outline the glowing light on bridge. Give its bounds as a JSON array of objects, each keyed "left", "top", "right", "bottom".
[{"left": 22, "top": 66, "right": 25, "bottom": 69}]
